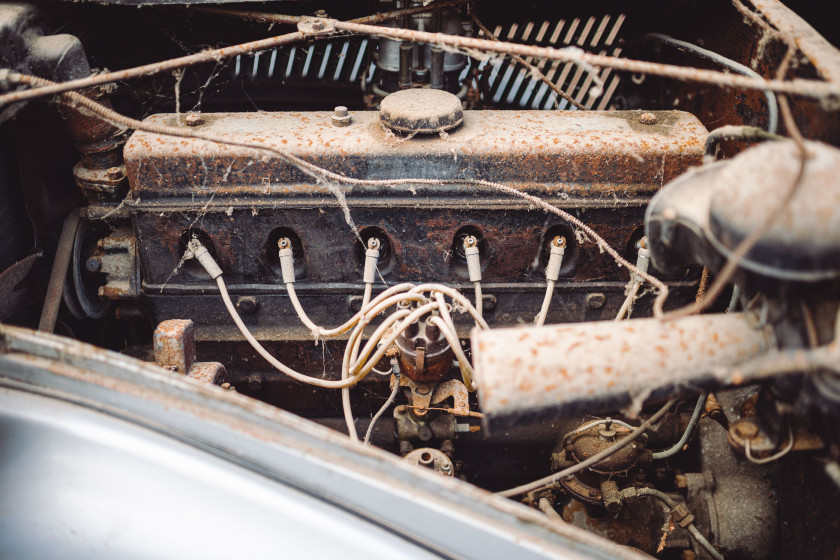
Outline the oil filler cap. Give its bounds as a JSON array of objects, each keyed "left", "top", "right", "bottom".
[{"left": 379, "top": 89, "right": 463, "bottom": 134}]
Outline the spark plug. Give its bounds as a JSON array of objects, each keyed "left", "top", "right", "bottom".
[
  {"left": 278, "top": 237, "right": 296, "bottom": 284},
  {"left": 184, "top": 237, "right": 222, "bottom": 279},
  {"left": 545, "top": 236, "right": 566, "bottom": 282},
  {"left": 363, "top": 237, "right": 381, "bottom": 284},
  {"left": 631, "top": 237, "right": 650, "bottom": 284},
  {"left": 463, "top": 235, "right": 482, "bottom": 283}
]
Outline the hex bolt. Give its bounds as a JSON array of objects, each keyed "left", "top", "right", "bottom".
[
  {"left": 331, "top": 106, "right": 352, "bottom": 127},
  {"left": 587, "top": 293, "right": 606, "bottom": 309},
  {"left": 107, "top": 167, "right": 123, "bottom": 181},
  {"left": 185, "top": 113, "right": 203, "bottom": 127},
  {"left": 85, "top": 257, "right": 102, "bottom": 272},
  {"left": 639, "top": 112, "right": 658, "bottom": 125}
]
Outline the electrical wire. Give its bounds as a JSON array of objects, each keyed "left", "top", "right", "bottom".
[
  {"left": 744, "top": 425, "right": 794, "bottom": 464},
  {"left": 645, "top": 33, "right": 778, "bottom": 134},
  {"left": 473, "top": 281, "right": 483, "bottom": 320},
  {"left": 497, "top": 399, "right": 676, "bottom": 498},
  {"left": 534, "top": 280, "right": 555, "bottom": 327},
  {"left": 635, "top": 488, "right": 724, "bottom": 560},
  {"left": 614, "top": 282, "right": 641, "bottom": 321},
  {"left": 216, "top": 275, "right": 371, "bottom": 388},
  {"left": 364, "top": 363, "right": 401, "bottom": 445},
  {"left": 537, "top": 498, "right": 566, "bottom": 523},
  {"left": 651, "top": 393, "right": 708, "bottom": 460}
]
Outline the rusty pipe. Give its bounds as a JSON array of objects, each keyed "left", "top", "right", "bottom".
[
  {"left": 38, "top": 209, "right": 82, "bottom": 333},
  {"left": 471, "top": 313, "right": 775, "bottom": 433}
]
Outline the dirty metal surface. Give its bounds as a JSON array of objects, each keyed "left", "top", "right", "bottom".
[
  {"left": 119, "top": 108, "right": 706, "bottom": 335},
  {"left": 471, "top": 313, "right": 775, "bottom": 432},
  {"left": 153, "top": 319, "right": 196, "bottom": 374},
  {"left": 125, "top": 109, "right": 706, "bottom": 200}
]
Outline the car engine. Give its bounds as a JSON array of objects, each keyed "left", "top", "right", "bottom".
[{"left": 1, "top": 0, "right": 839, "bottom": 557}]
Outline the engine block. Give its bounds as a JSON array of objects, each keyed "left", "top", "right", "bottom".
[{"left": 119, "top": 108, "right": 706, "bottom": 340}]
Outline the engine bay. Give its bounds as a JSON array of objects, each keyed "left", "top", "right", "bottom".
[{"left": 1, "top": 0, "right": 839, "bottom": 557}]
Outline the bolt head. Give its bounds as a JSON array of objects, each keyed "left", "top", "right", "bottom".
[
  {"left": 107, "top": 167, "right": 123, "bottom": 181},
  {"left": 331, "top": 106, "right": 352, "bottom": 127},
  {"left": 185, "top": 113, "right": 203, "bottom": 127},
  {"left": 85, "top": 257, "right": 102, "bottom": 272}
]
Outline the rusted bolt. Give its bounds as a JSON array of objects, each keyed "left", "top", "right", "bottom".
[
  {"left": 331, "top": 106, "right": 352, "bottom": 127},
  {"left": 732, "top": 420, "right": 759, "bottom": 441},
  {"left": 221, "top": 382, "right": 231, "bottom": 389},
  {"left": 639, "top": 112, "right": 658, "bottom": 125},
  {"left": 588, "top": 489, "right": 599, "bottom": 498},
  {"left": 415, "top": 384, "right": 431, "bottom": 395},
  {"left": 675, "top": 474, "right": 688, "bottom": 489},
  {"left": 236, "top": 296, "right": 259, "bottom": 314},
  {"left": 85, "top": 257, "right": 102, "bottom": 272},
  {"left": 587, "top": 293, "right": 606, "bottom": 309},
  {"left": 185, "top": 113, "right": 203, "bottom": 127},
  {"left": 107, "top": 167, "right": 123, "bottom": 181}
]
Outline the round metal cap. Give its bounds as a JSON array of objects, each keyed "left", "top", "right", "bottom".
[{"left": 379, "top": 88, "right": 463, "bottom": 134}]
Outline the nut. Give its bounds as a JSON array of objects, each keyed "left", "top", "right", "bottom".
[
  {"left": 639, "top": 112, "right": 658, "bottom": 125},
  {"left": 107, "top": 167, "right": 123, "bottom": 181},
  {"left": 185, "top": 113, "right": 203, "bottom": 127},
  {"left": 331, "top": 106, "right": 352, "bottom": 127}
]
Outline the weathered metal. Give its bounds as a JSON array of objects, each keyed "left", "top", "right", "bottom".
[
  {"left": 121, "top": 108, "right": 706, "bottom": 335},
  {"left": 471, "top": 313, "right": 775, "bottom": 431},
  {"left": 395, "top": 314, "right": 454, "bottom": 382},
  {"left": 647, "top": 140, "right": 840, "bottom": 285},
  {"left": 404, "top": 447, "right": 454, "bottom": 476},
  {"left": 154, "top": 319, "right": 197, "bottom": 374},
  {"left": 153, "top": 318, "right": 227, "bottom": 383}
]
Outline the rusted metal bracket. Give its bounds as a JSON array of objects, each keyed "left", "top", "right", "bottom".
[{"left": 153, "top": 319, "right": 227, "bottom": 384}]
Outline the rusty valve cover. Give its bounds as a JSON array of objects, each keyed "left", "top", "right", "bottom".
[{"left": 119, "top": 108, "right": 707, "bottom": 339}]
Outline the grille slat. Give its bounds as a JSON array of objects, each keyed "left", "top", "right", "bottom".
[{"left": 231, "top": 13, "right": 624, "bottom": 110}]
